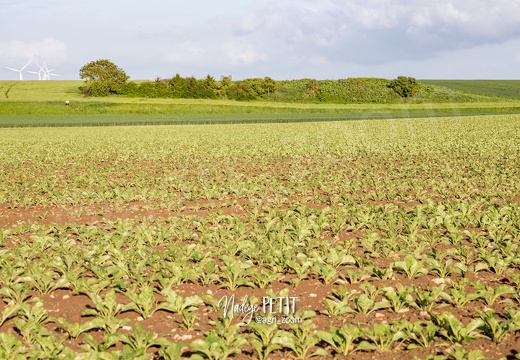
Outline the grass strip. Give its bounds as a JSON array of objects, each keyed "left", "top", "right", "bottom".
[{"left": 2, "top": 108, "right": 520, "bottom": 128}]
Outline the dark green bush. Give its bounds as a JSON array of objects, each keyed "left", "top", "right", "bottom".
[{"left": 388, "top": 76, "right": 420, "bottom": 98}]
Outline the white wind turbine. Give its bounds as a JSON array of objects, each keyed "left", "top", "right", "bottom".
[
  {"left": 6, "top": 61, "right": 31, "bottom": 80},
  {"left": 27, "top": 64, "right": 46, "bottom": 80},
  {"left": 43, "top": 63, "right": 60, "bottom": 80}
]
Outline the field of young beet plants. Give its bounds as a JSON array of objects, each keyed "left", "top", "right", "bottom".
[{"left": 0, "top": 114, "right": 519, "bottom": 359}]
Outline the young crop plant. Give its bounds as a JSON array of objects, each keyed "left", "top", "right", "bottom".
[
  {"left": 82, "top": 289, "right": 133, "bottom": 334},
  {"left": 471, "top": 282, "right": 515, "bottom": 306},
  {"left": 119, "top": 322, "right": 168, "bottom": 358},
  {"left": 477, "top": 309, "right": 516, "bottom": 342},
  {"left": 72, "top": 277, "right": 111, "bottom": 296},
  {"left": 272, "top": 312, "right": 328, "bottom": 359},
  {"left": 157, "top": 341, "right": 185, "bottom": 360},
  {"left": 321, "top": 286, "right": 358, "bottom": 318},
  {"left": 122, "top": 284, "right": 157, "bottom": 319},
  {"left": 426, "top": 258, "right": 461, "bottom": 278},
  {"left": 0, "top": 282, "right": 33, "bottom": 306},
  {"left": 156, "top": 288, "right": 203, "bottom": 319},
  {"left": 316, "top": 323, "right": 363, "bottom": 356},
  {"left": 0, "top": 332, "right": 28, "bottom": 360},
  {"left": 23, "top": 264, "right": 71, "bottom": 294},
  {"left": 286, "top": 254, "right": 313, "bottom": 286},
  {"left": 51, "top": 254, "right": 87, "bottom": 283},
  {"left": 392, "top": 254, "right": 428, "bottom": 279},
  {"left": 478, "top": 248, "right": 514, "bottom": 275},
  {"left": 431, "top": 312, "right": 484, "bottom": 344},
  {"left": 78, "top": 333, "right": 122, "bottom": 355},
  {"left": 357, "top": 322, "right": 407, "bottom": 352},
  {"left": 440, "top": 279, "right": 480, "bottom": 308},
  {"left": 217, "top": 255, "right": 254, "bottom": 290},
  {"left": 12, "top": 301, "right": 52, "bottom": 344},
  {"left": 250, "top": 267, "right": 280, "bottom": 289},
  {"left": 371, "top": 265, "right": 394, "bottom": 280},
  {"left": 0, "top": 302, "right": 21, "bottom": 328},
  {"left": 53, "top": 317, "right": 104, "bottom": 340},
  {"left": 382, "top": 284, "right": 416, "bottom": 313},
  {"left": 412, "top": 284, "right": 447, "bottom": 313},
  {"left": 313, "top": 262, "right": 337, "bottom": 284},
  {"left": 337, "top": 267, "right": 371, "bottom": 285},
  {"left": 26, "top": 332, "right": 71, "bottom": 360},
  {"left": 322, "top": 247, "right": 356, "bottom": 268},
  {"left": 249, "top": 321, "right": 282, "bottom": 360},
  {"left": 359, "top": 283, "right": 383, "bottom": 300},
  {"left": 349, "top": 292, "right": 390, "bottom": 316},
  {"left": 504, "top": 308, "right": 520, "bottom": 329},
  {"left": 181, "top": 307, "right": 199, "bottom": 331},
  {"left": 196, "top": 259, "right": 220, "bottom": 286},
  {"left": 447, "top": 346, "right": 486, "bottom": 360},
  {"left": 400, "top": 320, "right": 439, "bottom": 349},
  {"left": 189, "top": 323, "right": 248, "bottom": 360}
]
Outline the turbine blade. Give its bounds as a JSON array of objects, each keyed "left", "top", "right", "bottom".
[{"left": 20, "top": 61, "right": 31, "bottom": 71}]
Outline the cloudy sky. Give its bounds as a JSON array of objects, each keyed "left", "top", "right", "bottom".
[{"left": 1, "top": 0, "right": 520, "bottom": 80}]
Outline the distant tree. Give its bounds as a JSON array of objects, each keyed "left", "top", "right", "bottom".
[
  {"left": 79, "top": 59, "right": 129, "bottom": 96},
  {"left": 227, "top": 81, "right": 257, "bottom": 100},
  {"left": 121, "top": 81, "right": 139, "bottom": 96},
  {"left": 199, "top": 75, "right": 217, "bottom": 98},
  {"left": 169, "top": 74, "right": 188, "bottom": 98},
  {"left": 388, "top": 76, "right": 419, "bottom": 98},
  {"left": 263, "top": 76, "right": 277, "bottom": 95}
]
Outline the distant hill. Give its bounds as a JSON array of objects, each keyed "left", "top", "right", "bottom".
[{"left": 420, "top": 80, "right": 520, "bottom": 99}]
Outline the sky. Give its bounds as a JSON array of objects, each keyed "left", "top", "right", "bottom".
[{"left": 1, "top": 0, "right": 520, "bottom": 80}]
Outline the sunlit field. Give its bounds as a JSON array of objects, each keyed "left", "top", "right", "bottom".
[{"left": 0, "top": 114, "right": 519, "bottom": 359}]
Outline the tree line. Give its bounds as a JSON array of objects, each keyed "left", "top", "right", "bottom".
[
  {"left": 79, "top": 59, "right": 420, "bottom": 102},
  {"left": 120, "top": 75, "right": 278, "bottom": 101}
]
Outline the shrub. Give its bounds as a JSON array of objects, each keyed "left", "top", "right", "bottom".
[{"left": 388, "top": 76, "right": 420, "bottom": 98}]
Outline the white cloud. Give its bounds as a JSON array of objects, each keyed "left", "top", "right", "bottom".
[
  {"left": 166, "top": 43, "right": 206, "bottom": 65},
  {"left": 0, "top": 38, "right": 68, "bottom": 65},
  {"left": 332, "top": 0, "right": 520, "bottom": 41},
  {"left": 221, "top": 40, "right": 269, "bottom": 66},
  {"left": 2, "top": 1, "right": 519, "bottom": 79},
  {"left": 224, "top": 1, "right": 520, "bottom": 68}
]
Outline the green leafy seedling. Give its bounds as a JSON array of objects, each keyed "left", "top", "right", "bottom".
[
  {"left": 477, "top": 309, "right": 515, "bottom": 342},
  {"left": 392, "top": 254, "right": 428, "bottom": 279},
  {"left": 0, "top": 332, "right": 27, "bottom": 360},
  {"left": 316, "top": 323, "right": 362, "bottom": 356},
  {"left": 431, "top": 311, "right": 484, "bottom": 344},
  {"left": 249, "top": 321, "right": 281, "bottom": 360},
  {"left": 357, "top": 322, "right": 407, "bottom": 351},
  {"left": 273, "top": 316, "right": 328, "bottom": 359}
]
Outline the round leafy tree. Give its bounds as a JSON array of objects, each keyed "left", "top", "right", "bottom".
[
  {"left": 388, "top": 76, "right": 419, "bottom": 98},
  {"left": 79, "top": 59, "right": 129, "bottom": 96}
]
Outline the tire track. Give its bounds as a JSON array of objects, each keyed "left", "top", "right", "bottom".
[{"left": 3, "top": 81, "right": 16, "bottom": 98}]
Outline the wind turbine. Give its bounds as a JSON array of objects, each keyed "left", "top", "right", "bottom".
[
  {"left": 6, "top": 61, "right": 31, "bottom": 80},
  {"left": 43, "top": 63, "right": 60, "bottom": 80},
  {"left": 28, "top": 64, "right": 46, "bottom": 80}
]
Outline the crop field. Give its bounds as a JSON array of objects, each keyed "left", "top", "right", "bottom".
[
  {"left": 420, "top": 80, "right": 520, "bottom": 100},
  {"left": 0, "top": 113, "right": 519, "bottom": 359}
]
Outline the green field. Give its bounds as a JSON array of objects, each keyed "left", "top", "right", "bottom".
[
  {"left": 1, "top": 80, "right": 520, "bottom": 127},
  {"left": 421, "top": 80, "right": 520, "bottom": 99},
  {"left": 0, "top": 115, "right": 519, "bottom": 359}
]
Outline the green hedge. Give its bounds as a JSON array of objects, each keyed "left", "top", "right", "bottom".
[{"left": 115, "top": 75, "right": 426, "bottom": 104}]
